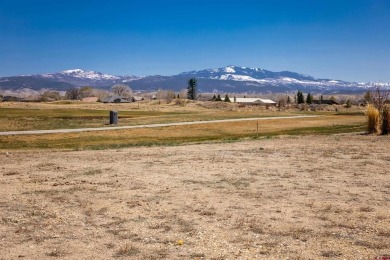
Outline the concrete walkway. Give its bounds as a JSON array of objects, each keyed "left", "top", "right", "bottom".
[{"left": 0, "top": 115, "right": 319, "bottom": 136}]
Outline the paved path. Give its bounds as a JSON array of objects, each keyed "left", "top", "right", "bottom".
[{"left": 0, "top": 115, "right": 319, "bottom": 136}]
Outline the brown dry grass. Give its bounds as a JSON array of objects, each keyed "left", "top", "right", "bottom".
[
  {"left": 0, "top": 101, "right": 305, "bottom": 132},
  {"left": 0, "top": 114, "right": 365, "bottom": 150},
  {"left": 367, "top": 104, "right": 380, "bottom": 134},
  {"left": 0, "top": 134, "right": 389, "bottom": 259}
]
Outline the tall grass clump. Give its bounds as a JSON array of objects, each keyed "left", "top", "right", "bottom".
[
  {"left": 367, "top": 104, "right": 380, "bottom": 134},
  {"left": 382, "top": 105, "right": 390, "bottom": 135}
]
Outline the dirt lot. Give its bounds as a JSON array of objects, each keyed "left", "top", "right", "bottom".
[{"left": 1, "top": 134, "right": 389, "bottom": 259}]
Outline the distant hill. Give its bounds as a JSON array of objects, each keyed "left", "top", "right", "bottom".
[{"left": 1, "top": 66, "right": 388, "bottom": 94}]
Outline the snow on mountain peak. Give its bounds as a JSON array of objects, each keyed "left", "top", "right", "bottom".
[
  {"left": 62, "top": 69, "right": 84, "bottom": 74},
  {"left": 60, "top": 69, "right": 120, "bottom": 80},
  {"left": 224, "top": 66, "right": 236, "bottom": 73}
]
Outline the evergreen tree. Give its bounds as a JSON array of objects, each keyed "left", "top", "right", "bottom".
[
  {"left": 224, "top": 94, "right": 231, "bottom": 102},
  {"left": 306, "top": 93, "right": 313, "bottom": 104},
  {"left": 297, "top": 91, "right": 305, "bottom": 104},
  {"left": 211, "top": 94, "right": 216, "bottom": 101},
  {"left": 216, "top": 94, "right": 222, "bottom": 101},
  {"left": 187, "top": 78, "right": 197, "bottom": 100},
  {"left": 287, "top": 96, "right": 291, "bottom": 104},
  {"left": 320, "top": 95, "right": 324, "bottom": 104}
]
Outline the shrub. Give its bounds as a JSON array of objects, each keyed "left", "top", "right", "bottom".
[
  {"left": 367, "top": 104, "right": 380, "bottom": 134},
  {"left": 345, "top": 99, "right": 352, "bottom": 108},
  {"left": 382, "top": 105, "right": 390, "bottom": 135}
]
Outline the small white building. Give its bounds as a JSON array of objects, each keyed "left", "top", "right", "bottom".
[{"left": 233, "top": 97, "right": 276, "bottom": 106}]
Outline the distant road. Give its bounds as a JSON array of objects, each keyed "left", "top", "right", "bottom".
[{"left": 0, "top": 115, "right": 319, "bottom": 136}]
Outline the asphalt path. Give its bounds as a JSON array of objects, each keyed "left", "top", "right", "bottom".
[{"left": 0, "top": 115, "right": 319, "bottom": 136}]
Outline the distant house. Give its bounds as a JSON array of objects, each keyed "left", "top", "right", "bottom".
[
  {"left": 101, "top": 95, "right": 130, "bottom": 103},
  {"left": 132, "top": 96, "right": 144, "bottom": 102},
  {"left": 312, "top": 100, "right": 339, "bottom": 105},
  {"left": 233, "top": 97, "right": 277, "bottom": 106}
]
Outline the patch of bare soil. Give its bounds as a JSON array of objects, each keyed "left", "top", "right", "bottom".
[{"left": 0, "top": 134, "right": 389, "bottom": 259}]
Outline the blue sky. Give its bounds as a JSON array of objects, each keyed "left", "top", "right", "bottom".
[{"left": 0, "top": 0, "right": 389, "bottom": 82}]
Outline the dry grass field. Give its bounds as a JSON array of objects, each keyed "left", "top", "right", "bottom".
[
  {"left": 0, "top": 101, "right": 301, "bottom": 132},
  {"left": 1, "top": 101, "right": 388, "bottom": 259},
  {"left": 1, "top": 134, "right": 389, "bottom": 259},
  {"left": 0, "top": 101, "right": 363, "bottom": 132},
  {"left": 0, "top": 101, "right": 366, "bottom": 150}
]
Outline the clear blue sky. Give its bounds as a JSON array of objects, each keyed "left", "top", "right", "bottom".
[{"left": 0, "top": 0, "right": 389, "bottom": 82}]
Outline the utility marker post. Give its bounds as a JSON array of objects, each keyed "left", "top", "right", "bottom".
[
  {"left": 110, "top": 111, "right": 118, "bottom": 125},
  {"left": 256, "top": 121, "right": 259, "bottom": 138}
]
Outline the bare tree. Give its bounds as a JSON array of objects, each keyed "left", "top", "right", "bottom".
[
  {"left": 111, "top": 84, "right": 133, "bottom": 98},
  {"left": 65, "top": 87, "right": 80, "bottom": 100},
  {"left": 79, "top": 86, "right": 94, "bottom": 98},
  {"left": 156, "top": 89, "right": 166, "bottom": 104},
  {"left": 93, "top": 89, "right": 109, "bottom": 101},
  {"left": 278, "top": 98, "right": 286, "bottom": 110},
  {"left": 179, "top": 89, "right": 188, "bottom": 99},
  {"left": 371, "top": 85, "right": 390, "bottom": 112},
  {"left": 40, "top": 90, "right": 62, "bottom": 101},
  {"left": 166, "top": 90, "right": 176, "bottom": 103}
]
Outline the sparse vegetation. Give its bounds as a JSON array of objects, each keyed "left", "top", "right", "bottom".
[
  {"left": 115, "top": 244, "right": 140, "bottom": 257},
  {"left": 0, "top": 134, "right": 388, "bottom": 259},
  {"left": 366, "top": 86, "right": 390, "bottom": 134},
  {"left": 367, "top": 104, "right": 380, "bottom": 134}
]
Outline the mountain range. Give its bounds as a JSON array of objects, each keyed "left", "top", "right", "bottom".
[{"left": 1, "top": 66, "right": 388, "bottom": 94}]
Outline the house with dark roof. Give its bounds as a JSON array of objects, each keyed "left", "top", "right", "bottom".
[{"left": 101, "top": 95, "right": 131, "bottom": 103}]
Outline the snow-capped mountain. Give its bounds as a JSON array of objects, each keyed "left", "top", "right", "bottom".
[
  {"left": 180, "top": 65, "right": 315, "bottom": 81},
  {"left": 34, "top": 69, "right": 141, "bottom": 87},
  {"left": 56, "top": 69, "right": 121, "bottom": 80},
  {"left": 0, "top": 66, "right": 388, "bottom": 94},
  {"left": 179, "top": 65, "right": 358, "bottom": 89}
]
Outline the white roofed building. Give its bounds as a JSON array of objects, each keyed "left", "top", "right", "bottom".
[{"left": 233, "top": 97, "right": 276, "bottom": 106}]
